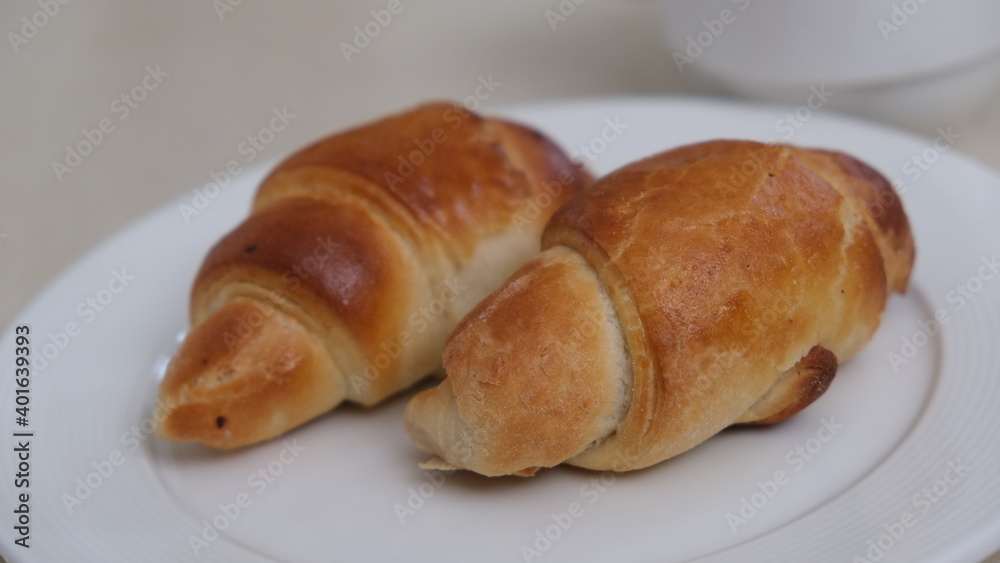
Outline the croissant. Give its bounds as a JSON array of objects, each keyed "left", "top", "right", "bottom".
[
  {"left": 404, "top": 140, "right": 915, "bottom": 476},
  {"left": 155, "top": 103, "right": 591, "bottom": 449}
]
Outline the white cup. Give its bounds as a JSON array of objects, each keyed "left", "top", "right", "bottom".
[{"left": 659, "top": 0, "right": 1000, "bottom": 131}]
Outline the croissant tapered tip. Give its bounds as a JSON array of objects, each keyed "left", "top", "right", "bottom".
[{"left": 154, "top": 299, "right": 345, "bottom": 449}]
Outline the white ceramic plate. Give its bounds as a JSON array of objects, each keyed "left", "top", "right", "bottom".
[{"left": 2, "top": 98, "right": 999, "bottom": 563}]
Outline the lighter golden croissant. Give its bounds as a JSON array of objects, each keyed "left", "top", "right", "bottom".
[
  {"left": 155, "top": 103, "right": 590, "bottom": 448},
  {"left": 405, "top": 140, "right": 915, "bottom": 476}
]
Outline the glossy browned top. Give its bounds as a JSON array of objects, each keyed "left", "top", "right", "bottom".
[
  {"left": 193, "top": 103, "right": 590, "bottom": 372},
  {"left": 543, "top": 140, "right": 912, "bottom": 468},
  {"left": 260, "top": 102, "right": 590, "bottom": 260},
  {"left": 193, "top": 196, "right": 414, "bottom": 352}
]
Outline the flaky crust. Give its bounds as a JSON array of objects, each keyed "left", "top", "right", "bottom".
[
  {"left": 156, "top": 103, "right": 591, "bottom": 448},
  {"left": 404, "top": 140, "right": 915, "bottom": 476}
]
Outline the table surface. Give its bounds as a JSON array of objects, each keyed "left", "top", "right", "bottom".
[{"left": 2, "top": 2, "right": 999, "bottom": 561}]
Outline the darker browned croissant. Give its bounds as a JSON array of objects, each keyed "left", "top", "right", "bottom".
[
  {"left": 405, "top": 140, "right": 915, "bottom": 476},
  {"left": 155, "top": 103, "right": 591, "bottom": 449}
]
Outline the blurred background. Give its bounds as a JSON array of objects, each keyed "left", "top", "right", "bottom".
[
  {"left": 1, "top": 1, "right": 999, "bottom": 560},
  {"left": 3, "top": 1, "right": 1000, "bottom": 329}
]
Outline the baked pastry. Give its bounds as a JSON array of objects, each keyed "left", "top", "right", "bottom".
[
  {"left": 405, "top": 140, "right": 914, "bottom": 476},
  {"left": 155, "top": 102, "right": 591, "bottom": 449}
]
